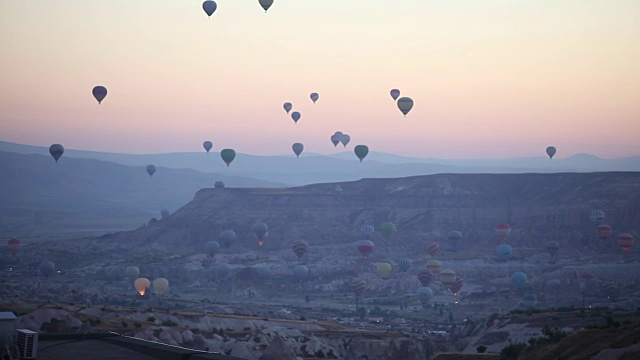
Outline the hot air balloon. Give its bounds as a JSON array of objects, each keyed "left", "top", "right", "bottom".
[
  {"left": 92, "top": 86, "right": 108, "bottom": 104},
  {"left": 310, "top": 92, "right": 319, "bottom": 103},
  {"left": 39, "top": 260, "right": 55, "bottom": 278},
  {"left": 546, "top": 240, "right": 560, "bottom": 260},
  {"left": 440, "top": 269, "right": 456, "bottom": 288},
  {"left": 521, "top": 293, "right": 537, "bottom": 308},
  {"left": 601, "top": 281, "right": 617, "bottom": 299},
  {"left": 546, "top": 146, "right": 556, "bottom": 159},
  {"left": 7, "top": 239, "right": 21, "bottom": 257},
  {"left": 450, "top": 276, "right": 464, "bottom": 296},
  {"left": 134, "top": 278, "right": 151, "bottom": 296},
  {"left": 340, "top": 134, "right": 351, "bottom": 147},
  {"left": 202, "top": 1, "right": 217, "bottom": 17},
  {"left": 398, "top": 258, "right": 411, "bottom": 272},
  {"left": 330, "top": 134, "right": 342, "bottom": 147},
  {"left": 203, "top": 141, "right": 213, "bottom": 153},
  {"left": 397, "top": 97, "right": 414, "bottom": 116},
  {"left": 416, "top": 287, "right": 433, "bottom": 307},
  {"left": 426, "top": 260, "right": 441, "bottom": 274},
  {"left": 417, "top": 270, "right": 434, "bottom": 287},
  {"left": 448, "top": 231, "right": 462, "bottom": 242},
  {"left": 426, "top": 242, "right": 440, "bottom": 258},
  {"left": 495, "top": 223, "right": 511, "bottom": 241},
  {"left": 291, "top": 111, "right": 301, "bottom": 124},
  {"left": 125, "top": 266, "right": 140, "bottom": 279},
  {"left": 160, "top": 209, "right": 170, "bottom": 218},
  {"left": 49, "top": 144, "right": 64, "bottom": 162},
  {"left": 153, "top": 278, "right": 169, "bottom": 294},
  {"left": 258, "top": 0, "right": 273, "bottom": 13},
  {"left": 390, "top": 89, "right": 400, "bottom": 101},
  {"left": 511, "top": 272, "right": 528, "bottom": 289},
  {"left": 283, "top": 102, "right": 292, "bottom": 113},
  {"left": 220, "top": 149, "right": 236, "bottom": 167},
  {"left": 292, "top": 143, "right": 304, "bottom": 157},
  {"left": 590, "top": 210, "right": 605, "bottom": 222},
  {"left": 380, "top": 222, "right": 396, "bottom": 239},
  {"left": 496, "top": 244, "right": 513, "bottom": 261},
  {"left": 291, "top": 240, "right": 309, "bottom": 259},
  {"left": 355, "top": 240, "right": 375, "bottom": 259},
  {"left": 220, "top": 230, "right": 236, "bottom": 249},
  {"left": 618, "top": 233, "right": 634, "bottom": 252},
  {"left": 351, "top": 278, "right": 366, "bottom": 297},
  {"left": 354, "top": 145, "right": 369, "bottom": 162},
  {"left": 253, "top": 222, "right": 268, "bottom": 246},
  {"left": 206, "top": 241, "right": 221, "bottom": 257},
  {"left": 596, "top": 225, "right": 613, "bottom": 241},
  {"left": 376, "top": 263, "right": 392, "bottom": 279},
  {"left": 146, "top": 165, "right": 156, "bottom": 177},
  {"left": 360, "top": 224, "right": 375, "bottom": 238}
]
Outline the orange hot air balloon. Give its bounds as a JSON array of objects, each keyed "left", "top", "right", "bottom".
[
  {"left": 426, "top": 260, "right": 442, "bottom": 274},
  {"left": 596, "top": 225, "right": 613, "bottom": 241},
  {"left": 134, "top": 278, "right": 151, "bottom": 296}
]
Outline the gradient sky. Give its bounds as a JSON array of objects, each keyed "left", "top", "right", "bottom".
[{"left": 1, "top": 0, "right": 639, "bottom": 158}]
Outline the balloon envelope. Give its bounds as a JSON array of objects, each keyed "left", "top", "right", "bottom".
[
  {"left": 397, "top": 97, "right": 414, "bottom": 116},
  {"left": 354, "top": 145, "right": 369, "bottom": 162},
  {"left": 496, "top": 244, "right": 513, "bottom": 261},
  {"left": 220, "top": 149, "right": 236, "bottom": 167},
  {"left": 283, "top": 102, "right": 293, "bottom": 113},
  {"left": 292, "top": 143, "right": 304, "bottom": 157},
  {"left": 511, "top": 272, "right": 528, "bottom": 289},
  {"left": 330, "top": 134, "right": 341, "bottom": 147},
  {"left": 7, "top": 239, "right": 22, "bottom": 256},
  {"left": 39, "top": 261, "right": 55, "bottom": 277},
  {"left": 390, "top": 89, "right": 400, "bottom": 101},
  {"left": 259, "top": 0, "right": 273, "bottom": 12},
  {"left": 92, "top": 86, "right": 107, "bottom": 104},
  {"left": 203, "top": 141, "right": 213, "bottom": 152},
  {"left": 146, "top": 165, "right": 156, "bottom": 177},
  {"left": 291, "top": 111, "right": 301, "bottom": 123},
  {"left": 220, "top": 230, "right": 236, "bottom": 248},
  {"left": 49, "top": 144, "right": 64, "bottom": 162},
  {"left": 340, "top": 134, "right": 351, "bottom": 147},
  {"left": 546, "top": 146, "right": 557, "bottom": 159},
  {"left": 134, "top": 278, "right": 151, "bottom": 296},
  {"left": 153, "top": 278, "right": 169, "bottom": 294},
  {"left": 202, "top": 1, "right": 217, "bottom": 17},
  {"left": 125, "top": 266, "right": 140, "bottom": 279},
  {"left": 376, "top": 263, "right": 393, "bottom": 279},
  {"left": 355, "top": 239, "right": 375, "bottom": 258},
  {"left": 310, "top": 92, "right": 319, "bottom": 103}
]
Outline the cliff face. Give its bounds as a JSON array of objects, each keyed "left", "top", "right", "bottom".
[{"left": 102, "top": 172, "right": 640, "bottom": 256}]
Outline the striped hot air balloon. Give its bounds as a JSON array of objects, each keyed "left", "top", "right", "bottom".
[
  {"left": 440, "top": 269, "right": 457, "bottom": 288},
  {"left": 426, "top": 260, "right": 442, "bottom": 274},
  {"left": 351, "top": 278, "right": 366, "bottom": 297},
  {"left": 355, "top": 240, "right": 375, "bottom": 259},
  {"left": 450, "top": 276, "right": 464, "bottom": 296},
  {"left": 417, "top": 269, "right": 434, "bottom": 287},
  {"left": 398, "top": 258, "right": 412, "bottom": 272},
  {"left": 291, "top": 240, "right": 309, "bottom": 259},
  {"left": 596, "top": 225, "right": 613, "bottom": 241},
  {"left": 590, "top": 210, "right": 605, "bottom": 222},
  {"left": 618, "top": 233, "right": 634, "bottom": 252},
  {"left": 495, "top": 223, "right": 511, "bottom": 241},
  {"left": 426, "top": 242, "right": 440, "bottom": 258}
]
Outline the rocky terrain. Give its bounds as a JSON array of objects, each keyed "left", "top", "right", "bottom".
[{"left": 3, "top": 172, "right": 640, "bottom": 359}]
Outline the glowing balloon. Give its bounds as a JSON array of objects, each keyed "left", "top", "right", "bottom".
[{"left": 134, "top": 278, "right": 151, "bottom": 296}]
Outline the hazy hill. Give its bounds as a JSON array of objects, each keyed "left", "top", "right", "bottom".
[
  {"left": 102, "top": 172, "right": 640, "bottom": 256},
  {"left": 2, "top": 141, "right": 639, "bottom": 186},
  {"left": 0, "top": 151, "right": 284, "bottom": 239}
]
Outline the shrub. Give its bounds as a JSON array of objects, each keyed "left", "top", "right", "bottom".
[
  {"left": 147, "top": 316, "right": 157, "bottom": 322},
  {"left": 477, "top": 345, "right": 487, "bottom": 353}
]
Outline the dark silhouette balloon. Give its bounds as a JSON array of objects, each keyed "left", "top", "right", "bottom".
[
  {"left": 49, "top": 144, "right": 64, "bottom": 162},
  {"left": 202, "top": 1, "right": 217, "bottom": 17},
  {"left": 92, "top": 86, "right": 107, "bottom": 104}
]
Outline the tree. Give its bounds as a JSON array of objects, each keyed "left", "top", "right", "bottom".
[
  {"left": 356, "top": 307, "right": 366, "bottom": 320},
  {"left": 449, "top": 311, "right": 454, "bottom": 323},
  {"left": 305, "top": 295, "right": 310, "bottom": 303},
  {"left": 477, "top": 345, "right": 487, "bottom": 353}
]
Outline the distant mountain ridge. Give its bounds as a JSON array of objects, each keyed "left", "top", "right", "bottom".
[{"left": 2, "top": 141, "right": 639, "bottom": 187}]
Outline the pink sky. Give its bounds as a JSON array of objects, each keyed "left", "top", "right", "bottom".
[{"left": 1, "top": 1, "right": 639, "bottom": 158}]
